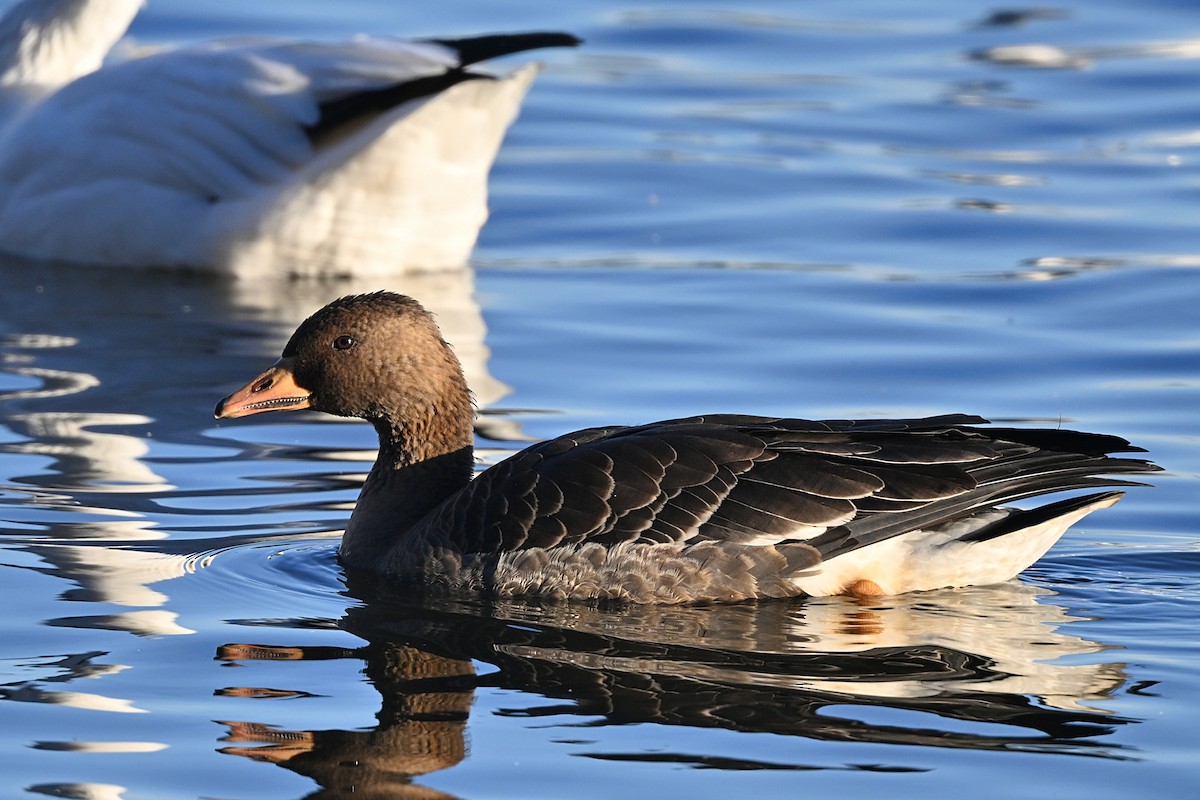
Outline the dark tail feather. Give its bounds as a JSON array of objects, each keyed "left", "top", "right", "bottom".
[
  {"left": 308, "top": 73, "right": 483, "bottom": 145},
  {"left": 958, "top": 490, "right": 1125, "bottom": 544},
  {"left": 307, "top": 32, "right": 579, "bottom": 144},
  {"left": 426, "top": 32, "right": 582, "bottom": 67}
]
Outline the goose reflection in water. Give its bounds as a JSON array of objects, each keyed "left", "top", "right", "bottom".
[{"left": 215, "top": 581, "right": 1138, "bottom": 796}]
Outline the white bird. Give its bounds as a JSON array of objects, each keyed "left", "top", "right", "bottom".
[{"left": 0, "top": 0, "right": 578, "bottom": 277}]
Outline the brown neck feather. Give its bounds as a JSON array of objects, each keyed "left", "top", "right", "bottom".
[{"left": 338, "top": 347, "right": 476, "bottom": 569}]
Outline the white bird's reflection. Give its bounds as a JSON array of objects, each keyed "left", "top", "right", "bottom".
[
  {"left": 971, "top": 36, "right": 1200, "bottom": 70},
  {"left": 27, "top": 783, "right": 129, "bottom": 800},
  {"left": 31, "top": 741, "right": 167, "bottom": 753},
  {"left": 4, "top": 412, "right": 167, "bottom": 491},
  {"left": 0, "top": 684, "right": 144, "bottom": 713}
]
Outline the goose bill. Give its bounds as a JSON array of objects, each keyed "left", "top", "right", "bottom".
[{"left": 215, "top": 359, "right": 312, "bottom": 419}]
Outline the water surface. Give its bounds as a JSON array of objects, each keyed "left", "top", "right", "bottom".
[{"left": 0, "top": 0, "right": 1197, "bottom": 798}]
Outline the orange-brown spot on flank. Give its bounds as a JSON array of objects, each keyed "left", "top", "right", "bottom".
[{"left": 843, "top": 578, "right": 886, "bottom": 598}]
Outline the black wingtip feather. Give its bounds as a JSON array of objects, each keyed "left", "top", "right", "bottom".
[
  {"left": 981, "top": 426, "right": 1148, "bottom": 457},
  {"left": 307, "top": 72, "right": 485, "bottom": 146},
  {"left": 425, "top": 32, "right": 582, "bottom": 67},
  {"left": 306, "top": 32, "right": 579, "bottom": 146}
]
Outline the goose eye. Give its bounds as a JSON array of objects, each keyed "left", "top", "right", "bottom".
[{"left": 333, "top": 335, "right": 357, "bottom": 351}]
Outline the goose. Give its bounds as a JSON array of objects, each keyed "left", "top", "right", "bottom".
[
  {"left": 0, "top": 0, "right": 579, "bottom": 277},
  {"left": 214, "top": 292, "right": 1159, "bottom": 603}
]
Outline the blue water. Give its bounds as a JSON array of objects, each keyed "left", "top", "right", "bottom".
[{"left": 0, "top": 0, "right": 1198, "bottom": 798}]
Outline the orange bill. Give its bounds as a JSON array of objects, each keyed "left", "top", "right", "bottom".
[{"left": 214, "top": 358, "right": 312, "bottom": 419}]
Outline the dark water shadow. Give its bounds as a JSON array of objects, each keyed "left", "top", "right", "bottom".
[{"left": 215, "top": 578, "right": 1139, "bottom": 797}]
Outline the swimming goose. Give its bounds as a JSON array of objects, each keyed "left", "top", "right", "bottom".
[
  {"left": 214, "top": 292, "right": 1159, "bottom": 603},
  {"left": 0, "top": 0, "right": 578, "bottom": 276}
]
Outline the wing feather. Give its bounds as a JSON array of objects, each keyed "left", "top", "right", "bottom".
[
  {"left": 741, "top": 454, "right": 883, "bottom": 498},
  {"left": 418, "top": 415, "right": 1158, "bottom": 565}
]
